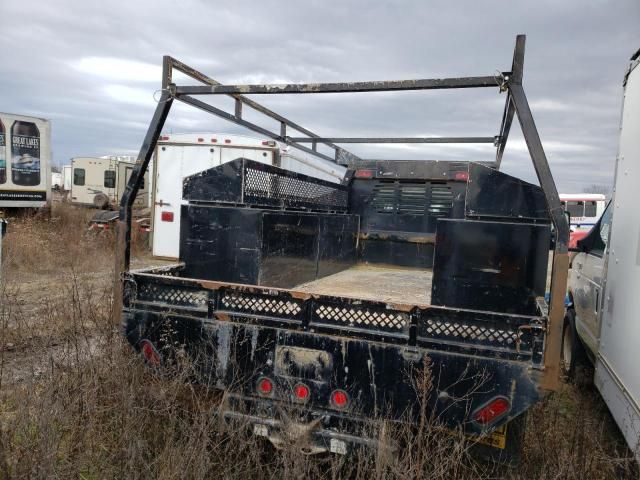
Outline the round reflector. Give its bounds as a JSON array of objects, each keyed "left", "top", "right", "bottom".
[
  {"left": 293, "top": 383, "right": 310, "bottom": 401},
  {"left": 331, "top": 389, "right": 349, "bottom": 409},
  {"left": 257, "top": 377, "right": 273, "bottom": 396}
]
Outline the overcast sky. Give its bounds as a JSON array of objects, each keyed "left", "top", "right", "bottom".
[{"left": 1, "top": 0, "right": 638, "bottom": 192}]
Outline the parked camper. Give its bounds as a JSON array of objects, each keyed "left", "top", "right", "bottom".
[
  {"left": 151, "top": 133, "right": 346, "bottom": 259},
  {"left": 0, "top": 112, "right": 51, "bottom": 211},
  {"left": 564, "top": 47, "right": 640, "bottom": 464},
  {"left": 70, "top": 156, "right": 148, "bottom": 209}
]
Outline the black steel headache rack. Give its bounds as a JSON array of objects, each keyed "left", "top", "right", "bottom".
[
  {"left": 116, "top": 34, "right": 569, "bottom": 392},
  {"left": 182, "top": 158, "right": 349, "bottom": 212}
]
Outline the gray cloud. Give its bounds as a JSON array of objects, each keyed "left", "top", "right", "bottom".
[{"left": 1, "top": 0, "right": 638, "bottom": 192}]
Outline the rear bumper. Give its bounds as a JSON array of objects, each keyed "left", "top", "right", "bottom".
[
  {"left": 223, "top": 403, "right": 382, "bottom": 455},
  {"left": 122, "top": 269, "right": 549, "bottom": 438}
]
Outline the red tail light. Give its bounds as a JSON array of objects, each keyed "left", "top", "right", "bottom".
[
  {"left": 331, "top": 389, "right": 349, "bottom": 409},
  {"left": 161, "top": 211, "right": 174, "bottom": 222},
  {"left": 354, "top": 169, "right": 374, "bottom": 179},
  {"left": 197, "top": 137, "right": 204, "bottom": 143},
  {"left": 140, "top": 339, "right": 161, "bottom": 367},
  {"left": 211, "top": 138, "right": 217, "bottom": 143},
  {"left": 257, "top": 377, "right": 273, "bottom": 396},
  {"left": 473, "top": 397, "right": 511, "bottom": 425},
  {"left": 159, "top": 135, "right": 170, "bottom": 141},
  {"left": 293, "top": 383, "right": 310, "bottom": 402},
  {"left": 454, "top": 171, "right": 469, "bottom": 181},
  {"left": 224, "top": 139, "right": 231, "bottom": 144}
]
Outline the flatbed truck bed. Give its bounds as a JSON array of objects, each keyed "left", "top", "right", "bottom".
[{"left": 116, "top": 36, "right": 570, "bottom": 460}]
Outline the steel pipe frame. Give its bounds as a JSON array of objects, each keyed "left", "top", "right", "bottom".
[
  {"left": 286, "top": 136, "right": 497, "bottom": 144},
  {"left": 165, "top": 56, "right": 358, "bottom": 164},
  {"left": 117, "top": 35, "right": 569, "bottom": 392},
  {"left": 173, "top": 75, "right": 500, "bottom": 95},
  {"left": 501, "top": 36, "right": 568, "bottom": 391},
  {"left": 118, "top": 34, "right": 571, "bottom": 263}
]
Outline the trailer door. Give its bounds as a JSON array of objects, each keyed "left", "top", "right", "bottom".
[{"left": 152, "top": 145, "right": 220, "bottom": 258}]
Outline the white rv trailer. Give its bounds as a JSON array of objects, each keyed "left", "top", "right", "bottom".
[
  {"left": 151, "top": 133, "right": 347, "bottom": 259},
  {"left": 0, "top": 112, "right": 51, "bottom": 211},
  {"left": 564, "top": 48, "right": 640, "bottom": 464},
  {"left": 70, "top": 156, "right": 148, "bottom": 209}
]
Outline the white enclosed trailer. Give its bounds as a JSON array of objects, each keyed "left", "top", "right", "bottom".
[
  {"left": 595, "top": 49, "right": 640, "bottom": 463},
  {"left": 151, "top": 133, "right": 346, "bottom": 259},
  {"left": 0, "top": 112, "right": 51, "bottom": 210}
]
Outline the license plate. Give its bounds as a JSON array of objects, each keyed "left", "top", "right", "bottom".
[{"left": 474, "top": 424, "right": 508, "bottom": 449}]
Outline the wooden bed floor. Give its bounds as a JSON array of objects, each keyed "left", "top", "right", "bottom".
[{"left": 295, "top": 264, "right": 432, "bottom": 305}]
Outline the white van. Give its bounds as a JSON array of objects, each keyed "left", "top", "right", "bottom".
[
  {"left": 564, "top": 48, "right": 640, "bottom": 464},
  {"left": 151, "top": 133, "right": 346, "bottom": 259}
]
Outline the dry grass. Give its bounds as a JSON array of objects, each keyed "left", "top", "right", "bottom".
[
  {"left": 2, "top": 205, "right": 112, "bottom": 276},
  {"left": 519, "top": 383, "right": 637, "bottom": 479},
  {"left": 0, "top": 204, "right": 637, "bottom": 479}
]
